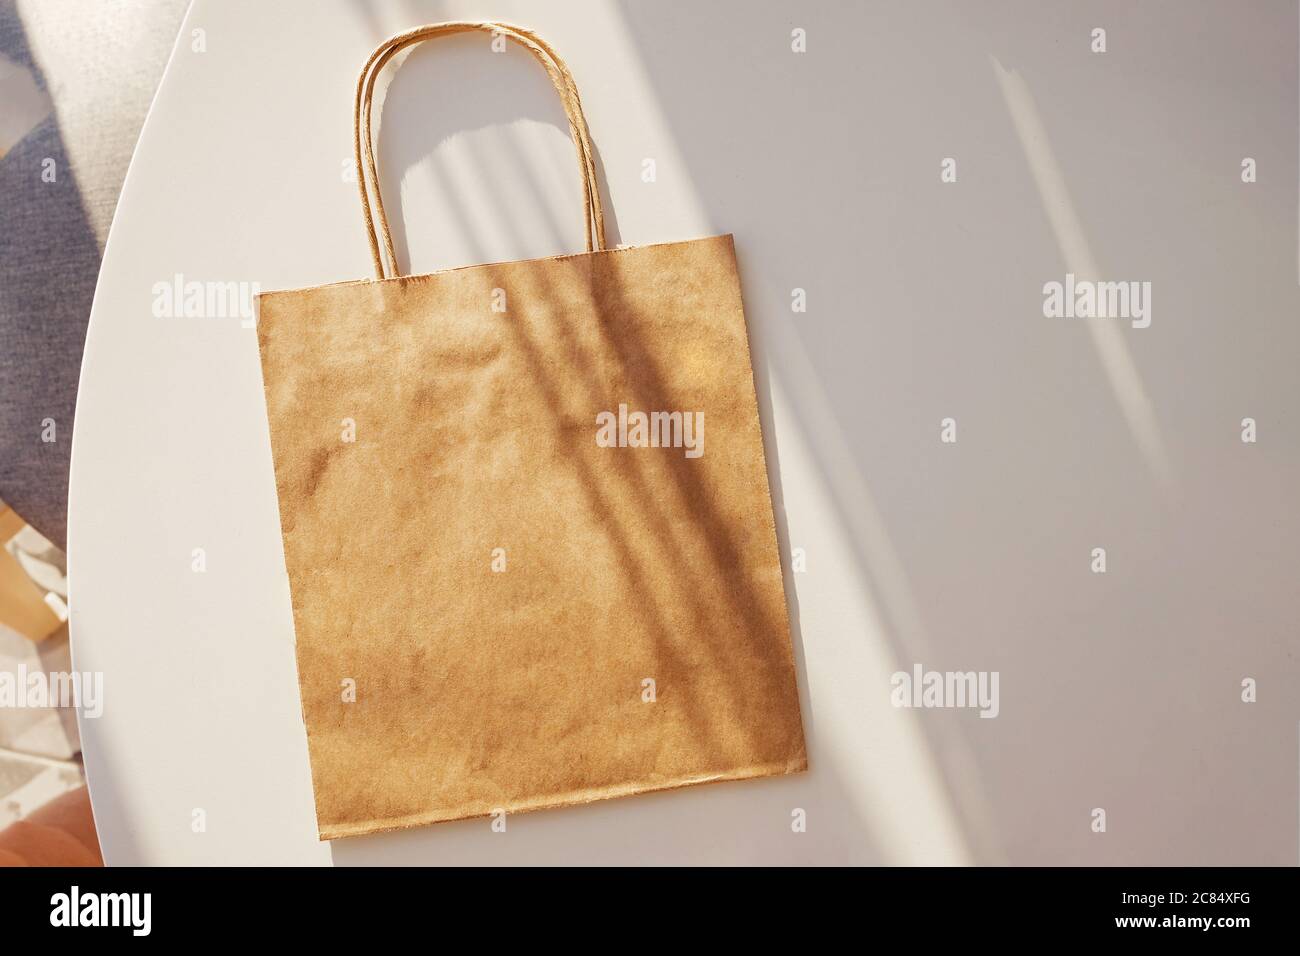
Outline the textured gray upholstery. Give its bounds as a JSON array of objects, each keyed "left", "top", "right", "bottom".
[{"left": 0, "top": 1, "right": 186, "bottom": 546}]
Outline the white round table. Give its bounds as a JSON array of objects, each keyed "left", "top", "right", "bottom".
[{"left": 69, "top": 0, "right": 1300, "bottom": 865}]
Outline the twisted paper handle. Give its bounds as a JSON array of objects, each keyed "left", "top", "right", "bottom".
[{"left": 354, "top": 21, "right": 607, "bottom": 279}]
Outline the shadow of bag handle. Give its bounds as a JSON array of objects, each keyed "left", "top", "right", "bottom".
[{"left": 354, "top": 21, "right": 608, "bottom": 280}]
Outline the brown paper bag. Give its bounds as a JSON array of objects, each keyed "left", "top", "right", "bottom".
[{"left": 256, "top": 21, "right": 806, "bottom": 840}]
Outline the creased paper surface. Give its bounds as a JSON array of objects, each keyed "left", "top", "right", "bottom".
[{"left": 257, "top": 235, "right": 807, "bottom": 840}]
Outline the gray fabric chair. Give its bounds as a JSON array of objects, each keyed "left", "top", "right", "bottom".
[{"left": 0, "top": 0, "right": 186, "bottom": 547}]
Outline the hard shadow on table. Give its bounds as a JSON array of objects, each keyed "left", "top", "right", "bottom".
[{"left": 613, "top": 0, "right": 1300, "bottom": 865}]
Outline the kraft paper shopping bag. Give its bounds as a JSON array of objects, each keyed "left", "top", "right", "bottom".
[{"left": 256, "top": 21, "right": 806, "bottom": 840}]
